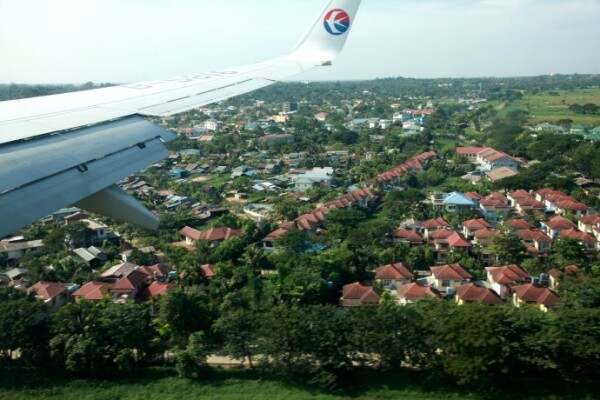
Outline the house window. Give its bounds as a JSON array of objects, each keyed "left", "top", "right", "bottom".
[{"left": 442, "top": 280, "right": 451, "bottom": 287}]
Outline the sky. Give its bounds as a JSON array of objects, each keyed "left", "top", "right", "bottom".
[{"left": 1, "top": 0, "right": 599, "bottom": 84}]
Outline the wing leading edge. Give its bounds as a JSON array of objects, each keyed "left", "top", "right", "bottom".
[{"left": 0, "top": 0, "right": 362, "bottom": 238}]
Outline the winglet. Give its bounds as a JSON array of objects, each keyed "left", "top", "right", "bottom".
[{"left": 290, "top": 0, "right": 362, "bottom": 66}]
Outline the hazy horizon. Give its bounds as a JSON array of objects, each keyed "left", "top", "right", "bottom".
[{"left": 1, "top": 0, "right": 600, "bottom": 84}]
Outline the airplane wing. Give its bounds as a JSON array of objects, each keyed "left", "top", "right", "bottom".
[{"left": 0, "top": 0, "right": 362, "bottom": 238}]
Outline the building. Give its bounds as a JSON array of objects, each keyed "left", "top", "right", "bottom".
[
  {"left": 340, "top": 282, "right": 380, "bottom": 307},
  {"left": 293, "top": 167, "right": 334, "bottom": 192},
  {"left": 29, "top": 281, "right": 70, "bottom": 311},
  {"left": 73, "top": 281, "right": 112, "bottom": 302},
  {"left": 462, "top": 218, "right": 491, "bottom": 239},
  {"left": 396, "top": 283, "right": 441, "bottom": 305},
  {"left": 486, "top": 167, "right": 519, "bottom": 183},
  {"left": 541, "top": 216, "right": 576, "bottom": 239},
  {"left": 486, "top": 265, "right": 531, "bottom": 298},
  {"left": 442, "top": 192, "right": 475, "bottom": 212},
  {"left": 393, "top": 229, "right": 424, "bottom": 245},
  {"left": 455, "top": 283, "right": 503, "bottom": 305},
  {"left": 374, "top": 263, "right": 413, "bottom": 289},
  {"left": 429, "top": 264, "right": 472, "bottom": 294},
  {"left": 512, "top": 284, "right": 560, "bottom": 312},
  {"left": 180, "top": 226, "right": 243, "bottom": 247},
  {"left": 0, "top": 239, "right": 44, "bottom": 261}
]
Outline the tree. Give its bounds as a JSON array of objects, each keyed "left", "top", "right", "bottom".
[
  {"left": 0, "top": 288, "right": 49, "bottom": 365},
  {"left": 488, "top": 231, "right": 527, "bottom": 265},
  {"left": 158, "top": 289, "right": 214, "bottom": 348},
  {"left": 174, "top": 332, "right": 211, "bottom": 379},
  {"left": 213, "top": 310, "right": 259, "bottom": 368},
  {"left": 550, "top": 238, "right": 587, "bottom": 268},
  {"left": 50, "top": 301, "right": 155, "bottom": 375}
]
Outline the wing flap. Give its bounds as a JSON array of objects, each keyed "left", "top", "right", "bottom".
[{"left": 0, "top": 135, "right": 169, "bottom": 238}]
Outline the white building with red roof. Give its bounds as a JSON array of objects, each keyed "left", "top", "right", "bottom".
[
  {"left": 396, "top": 283, "right": 441, "bottom": 305},
  {"left": 393, "top": 229, "right": 423, "bottom": 245},
  {"left": 29, "top": 281, "right": 69, "bottom": 311},
  {"left": 512, "top": 284, "right": 560, "bottom": 312},
  {"left": 180, "top": 226, "right": 243, "bottom": 247},
  {"left": 340, "top": 282, "right": 380, "bottom": 307},
  {"left": 455, "top": 283, "right": 503, "bottom": 305},
  {"left": 429, "top": 263, "right": 472, "bottom": 293},
  {"left": 374, "top": 263, "right": 413, "bottom": 288},
  {"left": 486, "top": 265, "right": 531, "bottom": 298}
]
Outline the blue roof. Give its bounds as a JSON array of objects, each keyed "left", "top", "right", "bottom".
[{"left": 443, "top": 192, "right": 475, "bottom": 206}]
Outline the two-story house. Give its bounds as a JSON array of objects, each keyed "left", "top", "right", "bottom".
[
  {"left": 486, "top": 265, "right": 531, "bottom": 298},
  {"left": 374, "top": 263, "right": 413, "bottom": 289},
  {"left": 429, "top": 264, "right": 473, "bottom": 294}
]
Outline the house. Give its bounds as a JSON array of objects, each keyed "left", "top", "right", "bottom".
[
  {"left": 548, "top": 266, "right": 579, "bottom": 290},
  {"left": 517, "top": 229, "right": 553, "bottom": 255},
  {"left": 396, "top": 283, "right": 441, "bottom": 305},
  {"left": 541, "top": 216, "right": 576, "bottom": 239},
  {"left": 0, "top": 239, "right": 44, "bottom": 261},
  {"left": 429, "top": 264, "right": 472, "bottom": 294},
  {"left": 421, "top": 218, "right": 450, "bottom": 239},
  {"left": 179, "top": 226, "right": 243, "bottom": 247},
  {"left": 144, "top": 281, "right": 172, "bottom": 299},
  {"left": 374, "top": 263, "right": 413, "bottom": 288},
  {"left": 201, "top": 264, "right": 216, "bottom": 280},
  {"left": 442, "top": 192, "right": 475, "bottom": 212},
  {"left": 554, "top": 199, "right": 589, "bottom": 218},
  {"left": 340, "top": 282, "right": 380, "bottom": 307},
  {"left": 486, "top": 265, "right": 530, "bottom": 298},
  {"left": 457, "top": 146, "right": 486, "bottom": 162},
  {"left": 476, "top": 148, "right": 520, "bottom": 171},
  {"left": 29, "top": 281, "right": 70, "bottom": 311},
  {"left": 73, "top": 246, "right": 107, "bottom": 267},
  {"left": 3, "top": 267, "right": 29, "bottom": 286},
  {"left": 486, "top": 167, "right": 519, "bottom": 183},
  {"left": 504, "top": 219, "right": 532, "bottom": 231},
  {"left": 455, "top": 283, "right": 503, "bottom": 305},
  {"left": 462, "top": 218, "right": 491, "bottom": 239},
  {"left": 293, "top": 167, "right": 334, "bottom": 192},
  {"left": 110, "top": 270, "right": 149, "bottom": 301},
  {"left": 560, "top": 229, "right": 597, "bottom": 252},
  {"left": 512, "top": 284, "right": 560, "bottom": 312},
  {"left": 578, "top": 215, "right": 600, "bottom": 234},
  {"left": 73, "top": 281, "right": 112, "bottom": 302},
  {"left": 101, "top": 262, "right": 139, "bottom": 279},
  {"left": 393, "top": 229, "right": 423, "bottom": 245},
  {"left": 472, "top": 228, "right": 498, "bottom": 247},
  {"left": 137, "top": 264, "right": 170, "bottom": 282},
  {"left": 479, "top": 193, "right": 511, "bottom": 222},
  {"left": 314, "top": 112, "right": 329, "bottom": 122},
  {"left": 80, "top": 219, "right": 113, "bottom": 245}
]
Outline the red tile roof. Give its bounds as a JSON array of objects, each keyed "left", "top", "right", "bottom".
[
  {"left": 463, "top": 218, "right": 491, "bottom": 231},
  {"left": 473, "top": 228, "right": 498, "bottom": 240},
  {"left": 560, "top": 228, "right": 597, "bottom": 244},
  {"left": 342, "top": 282, "right": 380, "bottom": 305},
  {"left": 517, "top": 229, "right": 552, "bottom": 243},
  {"left": 580, "top": 215, "right": 600, "bottom": 226},
  {"left": 513, "top": 284, "right": 560, "bottom": 307},
  {"left": 456, "top": 146, "right": 485, "bottom": 156},
  {"left": 430, "top": 264, "right": 472, "bottom": 281},
  {"left": 29, "top": 281, "right": 67, "bottom": 300},
  {"left": 73, "top": 281, "right": 111, "bottom": 301},
  {"left": 545, "top": 216, "right": 576, "bottom": 231},
  {"left": 112, "top": 270, "right": 148, "bottom": 292},
  {"left": 556, "top": 199, "right": 588, "bottom": 212},
  {"left": 201, "top": 264, "right": 216, "bottom": 279},
  {"left": 422, "top": 217, "right": 450, "bottom": 230},
  {"left": 486, "top": 265, "right": 530, "bottom": 285},
  {"left": 393, "top": 229, "right": 423, "bottom": 243},
  {"left": 430, "top": 229, "right": 455, "bottom": 240},
  {"left": 138, "top": 264, "right": 170, "bottom": 280},
  {"left": 375, "top": 263, "right": 413, "bottom": 281},
  {"left": 456, "top": 283, "right": 503, "bottom": 305},
  {"left": 180, "top": 226, "right": 243, "bottom": 242},
  {"left": 447, "top": 232, "right": 471, "bottom": 248},
  {"left": 146, "top": 281, "right": 172, "bottom": 298},
  {"left": 397, "top": 283, "right": 440, "bottom": 301},
  {"left": 505, "top": 219, "right": 532, "bottom": 230}
]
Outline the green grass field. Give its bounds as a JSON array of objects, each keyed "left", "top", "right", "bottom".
[
  {"left": 500, "top": 88, "right": 600, "bottom": 126},
  {"left": 1, "top": 368, "right": 599, "bottom": 400}
]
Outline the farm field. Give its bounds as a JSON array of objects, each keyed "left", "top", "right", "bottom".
[{"left": 501, "top": 88, "right": 600, "bottom": 126}]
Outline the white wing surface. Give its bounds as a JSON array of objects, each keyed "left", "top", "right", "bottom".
[{"left": 0, "top": 0, "right": 362, "bottom": 237}]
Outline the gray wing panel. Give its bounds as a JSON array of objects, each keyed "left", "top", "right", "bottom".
[
  {"left": 0, "top": 117, "right": 175, "bottom": 237},
  {"left": 0, "top": 116, "right": 174, "bottom": 194}
]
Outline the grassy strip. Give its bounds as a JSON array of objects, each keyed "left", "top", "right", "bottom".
[{"left": 1, "top": 367, "right": 600, "bottom": 400}]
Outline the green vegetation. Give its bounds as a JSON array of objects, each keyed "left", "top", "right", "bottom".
[
  {"left": 1, "top": 368, "right": 600, "bottom": 400},
  {"left": 501, "top": 89, "right": 600, "bottom": 125}
]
